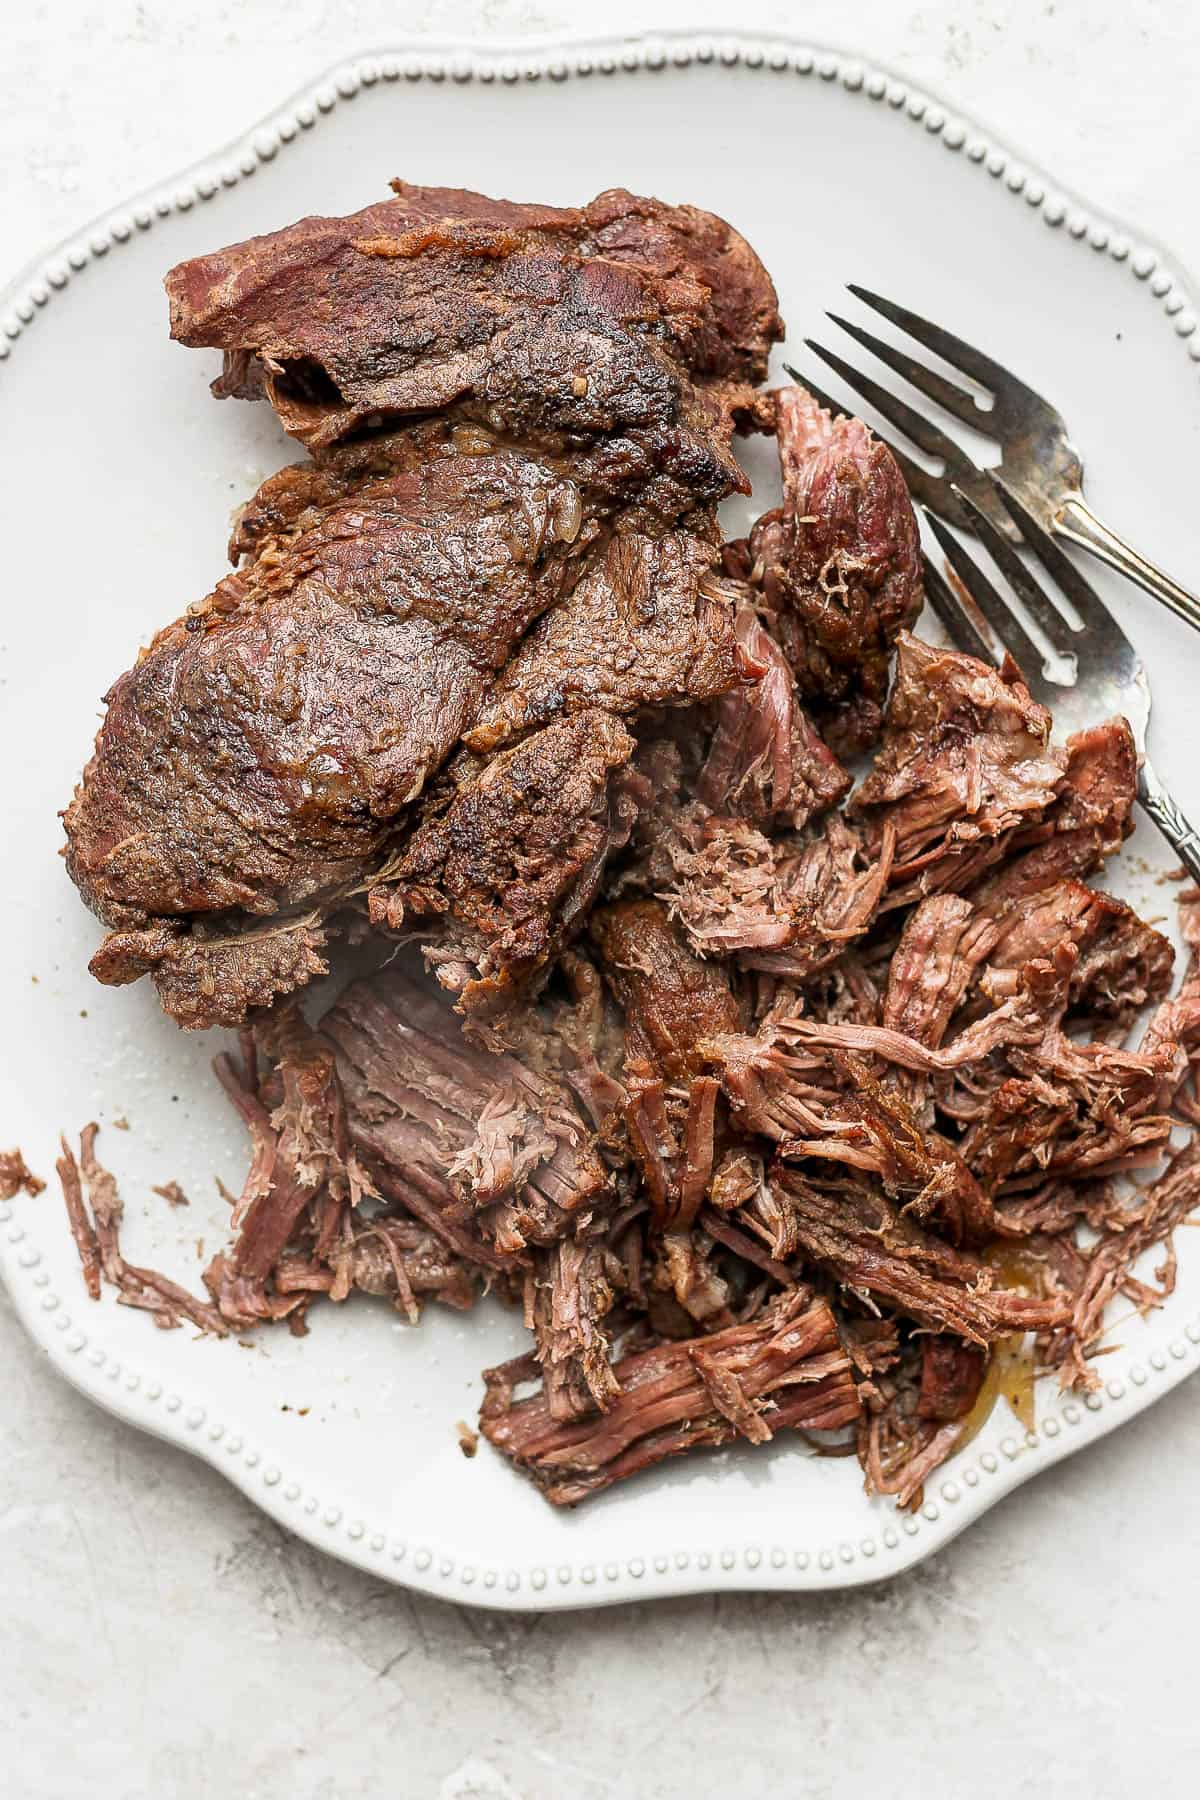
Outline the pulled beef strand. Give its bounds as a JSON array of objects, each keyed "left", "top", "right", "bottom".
[{"left": 480, "top": 1288, "right": 860, "bottom": 1504}]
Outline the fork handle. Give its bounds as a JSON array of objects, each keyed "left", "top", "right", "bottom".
[
  {"left": 1138, "top": 758, "right": 1200, "bottom": 885},
  {"left": 1057, "top": 496, "right": 1200, "bottom": 637}
]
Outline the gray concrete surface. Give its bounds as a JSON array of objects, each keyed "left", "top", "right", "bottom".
[{"left": 4, "top": 6, "right": 1200, "bottom": 1796}]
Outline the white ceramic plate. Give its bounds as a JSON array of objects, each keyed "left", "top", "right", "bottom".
[{"left": 3, "top": 31, "right": 1200, "bottom": 1612}]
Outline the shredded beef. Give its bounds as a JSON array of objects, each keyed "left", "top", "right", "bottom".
[
  {"left": 480, "top": 1288, "right": 859, "bottom": 1503},
  {"left": 852, "top": 634, "right": 1067, "bottom": 906},
  {"left": 663, "top": 811, "right": 895, "bottom": 975},
  {"left": 591, "top": 899, "right": 738, "bottom": 1232},
  {"left": 322, "top": 967, "right": 614, "bottom": 1257},
  {"left": 56, "top": 1126, "right": 228, "bottom": 1334},
  {"left": 43, "top": 175, "right": 1200, "bottom": 1515},
  {"left": 767, "top": 1168, "right": 1065, "bottom": 1344}
]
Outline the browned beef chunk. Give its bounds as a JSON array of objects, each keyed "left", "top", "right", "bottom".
[
  {"left": 480, "top": 1288, "right": 860, "bottom": 1504},
  {"left": 463, "top": 533, "right": 743, "bottom": 754},
  {"left": 166, "top": 183, "right": 781, "bottom": 508},
  {"left": 851, "top": 634, "right": 1067, "bottom": 905},
  {"left": 320, "top": 968, "right": 614, "bottom": 1258},
  {"left": 741, "top": 385, "right": 922, "bottom": 753},
  {"left": 695, "top": 602, "right": 849, "bottom": 830},
  {"left": 91, "top": 916, "right": 330, "bottom": 1035},
  {"left": 368, "top": 710, "right": 637, "bottom": 1038},
  {"left": 66, "top": 449, "right": 594, "bottom": 1026},
  {"left": 72, "top": 183, "right": 783, "bottom": 1033}
]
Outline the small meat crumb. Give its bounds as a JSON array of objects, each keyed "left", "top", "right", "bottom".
[
  {"left": 113, "top": 1116, "right": 130, "bottom": 1131},
  {"left": 0, "top": 1149, "right": 45, "bottom": 1200},
  {"left": 456, "top": 1420, "right": 479, "bottom": 1459},
  {"left": 152, "top": 1180, "right": 189, "bottom": 1207}
]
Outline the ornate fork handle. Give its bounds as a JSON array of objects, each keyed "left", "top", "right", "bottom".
[
  {"left": 1138, "top": 759, "right": 1200, "bottom": 886},
  {"left": 1059, "top": 495, "right": 1200, "bottom": 637}
]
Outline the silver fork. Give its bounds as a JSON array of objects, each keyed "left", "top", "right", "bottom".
[
  {"left": 789, "top": 285, "right": 1200, "bottom": 637},
  {"left": 918, "top": 473, "right": 1200, "bottom": 885}
]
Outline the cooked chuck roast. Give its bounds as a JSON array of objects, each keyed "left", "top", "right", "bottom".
[
  {"left": 165, "top": 183, "right": 781, "bottom": 478},
  {"left": 66, "top": 183, "right": 786, "bottom": 1029},
  {"left": 53, "top": 180, "right": 1200, "bottom": 1514}
]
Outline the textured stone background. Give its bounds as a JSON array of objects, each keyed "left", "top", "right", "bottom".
[{"left": 4, "top": 5, "right": 1199, "bottom": 1797}]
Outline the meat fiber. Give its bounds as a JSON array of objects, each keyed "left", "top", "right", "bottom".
[
  {"left": 591, "top": 899, "right": 739, "bottom": 1233},
  {"left": 663, "top": 811, "right": 895, "bottom": 973},
  {"left": 969, "top": 717, "right": 1136, "bottom": 905},
  {"left": 767, "top": 1168, "right": 1066, "bottom": 1344},
  {"left": 775, "top": 1051, "right": 994, "bottom": 1246},
  {"left": 524, "top": 1236, "right": 626, "bottom": 1420}
]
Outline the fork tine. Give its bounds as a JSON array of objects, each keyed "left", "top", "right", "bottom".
[
  {"left": 922, "top": 509, "right": 1055, "bottom": 701},
  {"left": 846, "top": 284, "right": 1052, "bottom": 418},
  {"left": 826, "top": 312, "right": 989, "bottom": 436},
  {"left": 797, "top": 343, "right": 1017, "bottom": 537},
  {"left": 950, "top": 484, "right": 1078, "bottom": 666},
  {"left": 782, "top": 362, "right": 976, "bottom": 530},
  {"left": 921, "top": 554, "right": 997, "bottom": 666},
  {"left": 803, "top": 338, "right": 965, "bottom": 464},
  {"left": 987, "top": 477, "right": 1130, "bottom": 661}
]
